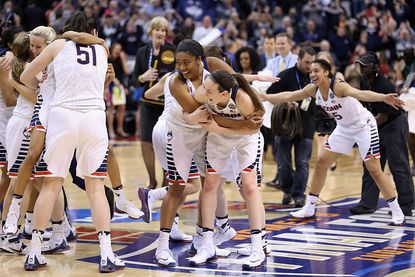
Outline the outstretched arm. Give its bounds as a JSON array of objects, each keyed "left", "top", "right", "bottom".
[
  {"left": 261, "top": 83, "right": 316, "bottom": 105},
  {"left": 335, "top": 81, "right": 404, "bottom": 109}
]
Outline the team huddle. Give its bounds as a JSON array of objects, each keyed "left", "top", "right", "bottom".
[{"left": 0, "top": 11, "right": 408, "bottom": 273}]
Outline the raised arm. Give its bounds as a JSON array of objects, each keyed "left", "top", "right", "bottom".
[
  {"left": 169, "top": 75, "right": 200, "bottom": 113},
  {"left": 21, "top": 40, "right": 63, "bottom": 89},
  {"left": 261, "top": 83, "right": 316, "bottom": 105},
  {"left": 335, "top": 81, "right": 404, "bottom": 109}
]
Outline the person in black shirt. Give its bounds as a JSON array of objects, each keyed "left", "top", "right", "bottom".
[
  {"left": 349, "top": 52, "right": 414, "bottom": 216},
  {"left": 266, "top": 46, "right": 316, "bottom": 207},
  {"left": 133, "top": 17, "right": 175, "bottom": 189}
]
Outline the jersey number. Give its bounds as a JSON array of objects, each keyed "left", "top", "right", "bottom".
[
  {"left": 332, "top": 112, "right": 343, "bottom": 120},
  {"left": 76, "top": 45, "right": 97, "bottom": 66}
]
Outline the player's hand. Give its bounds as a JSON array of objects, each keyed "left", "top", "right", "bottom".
[
  {"left": 384, "top": 93, "right": 405, "bottom": 109},
  {"left": 1, "top": 51, "right": 14, "bottom": 69},
  {"left": 190, "top": 105, "right": 211, "bottom": 123},
  {"left": 246, "top": 110, "right": 264, "bottom": 129},
  {"left": 257, "top": 75, "right": 280, "bottom": 83}
]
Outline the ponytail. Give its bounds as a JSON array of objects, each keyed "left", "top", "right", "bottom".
[
  {"left": 210, "top": 70, "right": 264, "bottom": 113},
  {"left": 233, "top": 74, "right": 264, "bottom": 113}
]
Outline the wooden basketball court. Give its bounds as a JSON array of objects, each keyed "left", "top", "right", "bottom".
[{"left": 1, "top": 138, "right": 414, "bottom": 277}]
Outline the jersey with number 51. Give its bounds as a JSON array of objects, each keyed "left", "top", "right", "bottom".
[
  {"left": 315, "top": 85, "right": 369, "bottom": 128},
  {"left": 50, "top": 40, "right": 107, "bottom": 113}
]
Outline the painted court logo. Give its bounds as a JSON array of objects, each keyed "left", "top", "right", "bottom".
[{"left": 78, "top": 198, "right": 415, "bottom": 276}]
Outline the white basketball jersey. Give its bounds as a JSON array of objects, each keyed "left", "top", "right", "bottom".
[
  {"left": 0, "top": 90, "right": 14, "bottom": 119},
  {"left": 315, "top": 80, "right": 369, "bottom": 128},
  {"left": 206, "top": 89, "right": 244, "bottom": 120},
  {"left": 166, "top": 68, "right": 210, "bottom": 128},
  {"left": 158, "top": 73, "right": 174, "bottom": 121},
  {"left": 38, "top": 63, "right": 55, "bottom": 106},
  {"left": 13, "top": 92, "right": 34, "bottom": 119},
  {"left": 50, "top": 41, "right": 107, "bottom": 112}
]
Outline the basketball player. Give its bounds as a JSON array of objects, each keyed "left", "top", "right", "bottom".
[
  {"left": 155, "top": 39, "right": 273, "bottom": 267},
  {"left": 188, "top": 70, "right": 267, "bottom": 269},
  {"left": 20, "top": 12, "right": 124, "bottom": 272},
  {"left": 261, "top": 59, "right": 406, "bottom": 225},
  {"left": 2, "top": 32, "right": 36, "bottom": 254}
]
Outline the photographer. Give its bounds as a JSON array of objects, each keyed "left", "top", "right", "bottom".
[{"left": 349, "top": 52, "right": 414, "bottom": 216}]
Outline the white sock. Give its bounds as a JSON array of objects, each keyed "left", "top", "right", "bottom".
[
  {"left": 251, "top": 231, "right": 262, "bottom": 252},
  {"left": 98, "top": 231, "right": 113, "bottom": 257},
  {"left": 10, "top": 196, "right": 22, "bottom": 212},
  {"left": 308, "top": 195, "right": 318, "bottom": 206},
  {"left": 51, "top": 220, "right": 64, "bottom": 242},
  {"left": 113, "top": 185, "right": 127, "bottom": 201},
  {"left": 26, "top": 211, "right": 33, "bottom": 222},
  {"left": 30, "top": 230, "right": 43, "bottom": 255},
  {"left": 195, "top": 225, "right": 203, "bottom": 236},
  {"left": 173, "top": 214, "right": 179, "bottom": 226},
  {"left": 388, "top": 198, "right": 402, "bottom": 214},
  {"left": 201, "top": 228, "right": 213, "bottom": 246},
  {"left": 216, "top": 215, "right": 229, "bottom": 231},
  {"left": 158, "top": 229, "right": 170, "bottom": 249}
]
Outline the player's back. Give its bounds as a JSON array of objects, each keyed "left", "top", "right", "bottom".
[{"left": 51, "top": 40, "right": 107, "bottom": 112}]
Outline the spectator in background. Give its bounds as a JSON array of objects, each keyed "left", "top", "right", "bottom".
[
  {"left": 275, "top": 16, "right": 292, "bottom": 34},
  {"left": 49, "top": 6, "right": 66, "bottom": 32},
  {"left": 234, "top": 46, "right": 260, "bottom": 74},
  {"left": 319, "top": 39, "right": 338, "bottom": 66},
  {"left": 1, "top": 0, "right": 20, "bottom": 27},
  {"left": 394, "top": 21, "right": 415, "bottom": 52},
  {"left": 21, "top": 0, "right": 47, "bottom": 31},
  {"left": 302, "top": 0, "right": 323, "bottom": 27},
  {"left": 99, "top": 9, "right": 120, "bottom": 46},
  {"left": 301, "top": 19, "right": 321, "bottom": 48},
  {"left": 259, "top": 35, "right": 276, "bottom": 70},
  {"left": 264, "top": 32, "right": 298, "bottom": 188},
  {"left": 345, "top": 44, "right": 367, "bottom": 89},
  {"left": 176, "top": 17, "right": 195, "bottom": 39},
  {"left": 144, "top": 0, "right": 165, "bottom": 18},
  {"left": 106, "top": 42, "right": 130, "bottom": 139},
  {"left": 329, "top": 26, "right": 352, "bottom": 72},
  {"left": 133, "top": 16, "right": 175, "bottom": 189},
  {"left": 265, "top": 33, "right": 298, "bottom": 78},
  {"left": 118, "top": 13, "right": 143, "bottom": 59},
  {"left": 266, "top": 46, "right": 316, "bottom": 206},
  {"left": 175, "top": 0, "right": 217, "bottom": 22},
  {"left": 272, "top": 6, "right": 284, "bottom": 31},
  {"left": 349, "top": 52, "right": 414, "bottom": 217},
  {"left": 192, "top": 15, "right": 214, "bottom": 42}
]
